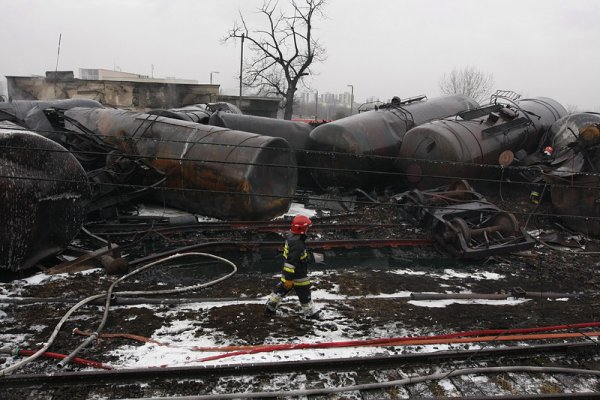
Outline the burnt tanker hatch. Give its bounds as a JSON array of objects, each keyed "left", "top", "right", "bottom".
[
  {"left": 64, "top": 107, "right": 298, "bottom": 221},
  {"left": 305, "top": 94, "right": 479, "bottom": 191},
  {"left": 0, "top": 121, "right": 91, "bottom": 272},
  {"left": 397, "top": 96, "right": 567, "bottom": 190}
]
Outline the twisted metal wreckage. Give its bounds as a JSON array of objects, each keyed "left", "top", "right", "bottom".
[{"left": 1, "top": 92, "right": 599, "bottom": 272}]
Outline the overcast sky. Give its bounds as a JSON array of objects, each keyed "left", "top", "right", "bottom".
[{"left": 1, "top": 0, "right": 599, "bottom": 110}]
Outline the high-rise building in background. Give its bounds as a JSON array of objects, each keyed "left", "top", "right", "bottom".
[{"left": 296, "top": 91, "right": 353, "bottom": 106}]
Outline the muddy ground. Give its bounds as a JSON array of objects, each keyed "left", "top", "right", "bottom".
[{"left": 2, "top": 181, "right": 600, "bottom": 380}]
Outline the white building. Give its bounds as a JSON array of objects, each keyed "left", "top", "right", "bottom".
[{"left": 78, "top": 68, "right": 198, "bottom": 84}]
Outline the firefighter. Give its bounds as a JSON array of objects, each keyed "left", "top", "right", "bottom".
[{"left": 264, "top": 214, "right": 321, "bottom": 319}]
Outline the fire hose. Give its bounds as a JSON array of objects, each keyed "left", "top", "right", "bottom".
[{"left": 0, "top": 252, "right": 237, "bottom": 376}]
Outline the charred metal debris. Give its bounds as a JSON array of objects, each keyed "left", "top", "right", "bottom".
[
  {"left": 2, "top": 91, "right": 600, "bottom": 272},
  {"left": 394, "top": 180, "right": 534, "bottom": 259}
]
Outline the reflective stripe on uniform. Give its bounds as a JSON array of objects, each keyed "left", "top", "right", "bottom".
[
  {"left": 283, "top": 263, "right": 295, "bottom": 273},
  {"left": 300, "top": 251, "right": 308, "bottom": 260},
  {"left": 294, "top": 277, "right": 311, "bottom": 286},
  {"left": 283, "top": 242, "right": 289, "bottom": 259}
]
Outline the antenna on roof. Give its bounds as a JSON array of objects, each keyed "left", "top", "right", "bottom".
[
  {"left": 55, "top": 33, "right": 62, "bottom": 72},
  {"left": 53, "top": 33, "right": 62, "bottom": 98}
]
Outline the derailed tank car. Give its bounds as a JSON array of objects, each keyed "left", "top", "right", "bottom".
[
  {"left": 64, "top": 108, "right": 297, "bottom": 220},
  {"left": 147, "top": 105, "right": 211, "bottom": 124},
  {"left": 397, "top": 97, "right": 567, "bottom": 189},
  {"left": 305, "top": 94, "right": 479, "bottom": 190},
  {"left": 543, "top": 114, "right": 600, "bottom": 236},
  {"left": 0, "top": 121, "right": 90, "bottom": 272},
  {"left": 208, "top": 111, "right": 317, "bottom": 188},
  {"left": 0, "top": 99, "right": 104, "bottom": 132}
]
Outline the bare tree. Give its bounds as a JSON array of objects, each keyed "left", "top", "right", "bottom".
[
  {"left": 439, "top": 66, "right": 494, "bottom": 104},
  {"left": 226, "top": 0, "right": 326, "bottom": 120}
]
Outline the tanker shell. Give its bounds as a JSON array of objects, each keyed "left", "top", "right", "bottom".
[
  {"left": 306, "top": 94, "right": 479, "bottom": 190},
  {"left": 208, "top": 111, "right": 316, "bottom": 188},
  {"left": 64, "top": 108, "right": 297, "bottom": 220},
  {"left": 0, "top": 122, "right": 91, "bottom": 272},
  {"left": 397, "top": 97, "right": 567, "bottom": 190}
]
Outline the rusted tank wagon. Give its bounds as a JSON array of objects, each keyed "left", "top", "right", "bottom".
[
  {"left": 305, "top": 94, "right": 479, "bottom": 190},
  {"left": 543, "top": 114, "right": 600, "bottom": 236},
  {"left": 208, "top": 111, "right": 317, "bottom": 188},
  {"left": 0, "top": 121, "right": 90, "bottom": 272},
  {"left": 64, "top": 108, "right": 297, "bottom": 221},
  {"left": 397, "top": 97, "right": 567, "bottom": 189}
]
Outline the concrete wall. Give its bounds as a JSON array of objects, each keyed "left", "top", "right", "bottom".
[
  {"left": 6, "top": 73, "right": 282, "bottom": 117},
  {"left": 6, "top": 74, "right": 219, "bottom": 110}
]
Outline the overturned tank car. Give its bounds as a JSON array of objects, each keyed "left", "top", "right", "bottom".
[
  {"left": 397, "top": 97, "right": 567, "bottom": 189},
  {"left": 209, "top": 111, "right": 317, "bottom": 188},
  {"left": 0, "top": 121, "right": 91, "bottom": 272},
  {"left": 64, "top": 108, "right": 297, "bottom": 220},
  {"left": 147, "top": 105, "right": 211, "bottom": 124},
  {"left": 542, "top": 114, "right": 600, "bottom": 236},
  {"left": 0, "top": 99, "right": 104, "bottom": 132},
  {"left": 305, "top": 94, "right": 479, "bottom": 191}
]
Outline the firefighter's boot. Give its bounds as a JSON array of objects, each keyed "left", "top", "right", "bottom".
[
  {"left": 265, "top": 293, "right": 282, "bottom": 317},
  {"left": 301, "top": 301, "right": 321, "bottom": 320}
]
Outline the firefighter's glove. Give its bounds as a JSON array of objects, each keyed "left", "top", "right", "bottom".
[{"left": 283, "top": 280, "right": 294, "bottom": 290}]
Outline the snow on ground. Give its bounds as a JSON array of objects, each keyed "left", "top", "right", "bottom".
[
  {"left": 0, "top": 262, "right": 531, "bottom": 372},
  {"left": 279, "top": 202, "right": 319, "bottom": 219},
  {"left": 389, "top": 268, "right": 505, "bottom": 281},
  {"left": 408, "top": 298, "right": 531, "bottom": 308}
]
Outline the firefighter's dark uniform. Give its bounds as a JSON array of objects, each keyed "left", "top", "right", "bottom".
[{"left": 265, "top": 232, "right": 318, "bottom": 317}]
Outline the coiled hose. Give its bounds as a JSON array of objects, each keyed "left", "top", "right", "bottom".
[{"left": 0, "top": 251, "right": 237, "bottom": 376}]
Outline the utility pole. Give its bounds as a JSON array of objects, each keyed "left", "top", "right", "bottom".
[
  {"left": 347, "top": 84, "right": 354, "bottom": 115},
  {"left": 53, "top": 33, "right": 62, "bottom": 97},
  {"left": 238, "top": 33, "right": 244, "bottom": 109},
  {"left": 315, "top": 89, "right": 319, "bottom": 120}
]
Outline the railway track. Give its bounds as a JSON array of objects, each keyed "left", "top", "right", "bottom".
[{"left": 2, "top": 342, "right": 600, "bottom": 399}]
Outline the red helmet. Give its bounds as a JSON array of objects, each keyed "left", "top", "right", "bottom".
[
  {"left": 291, "top": 215, "right": 312, "bottom": 234},
  {"left": 543, "top": 146, "right": 554, "bottom": 156}
]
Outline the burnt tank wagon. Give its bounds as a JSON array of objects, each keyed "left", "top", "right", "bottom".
[
  {"left": 147, "top": 106, "right": 211, "bottom": 124},
  {"left": 546, "top": 112, "right": 600, "bottom": 152},
  {"left": 305, "top": 94, "right": 479, "bottom": 191},
  {"left": 0, "top": 99, "right": 104, "bottom": 132},
  {"left": 0, "top": 121, "right": 90, "bottom": 272},
  {"left": 64, "top": 108, "right": 297, "bottom": 221},
  {"left": 543, "top": 113, "right": 600, "bottom": 236},
  {"left": 208, "top": 111, "right": 317, "bottom": 188},
  {"left": 397, "top": 97, "right": 567, "bottom": 189}
]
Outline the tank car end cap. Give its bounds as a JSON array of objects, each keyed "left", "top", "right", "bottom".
[{"left": 499, "top": 150, "right": 514, "bottom": 167}]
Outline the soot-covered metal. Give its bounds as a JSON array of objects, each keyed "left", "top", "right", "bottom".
[
  {"left": 64, "top": 108, "right": 298, "bottom": 221},
  {"left": 0, "top": 121, "right": 90, "bottom": 272},
  {"left": 543, "top": 114, "right": 600, "bottom": 236},
  {"left": 398, "top": 96, "right": 567, "bottom": 189},
  {"left": 208, "top": 111, "right": 317, "bottom": 188},
  {"left": 305, "top": 94, "right": 480, "bottom": 190}
]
